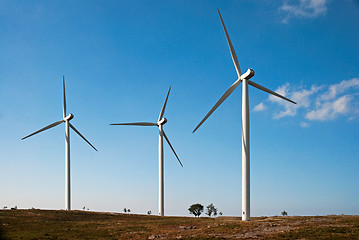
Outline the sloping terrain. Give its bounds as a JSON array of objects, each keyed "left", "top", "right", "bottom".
[{"left": 0, "top": 209, "right": 358, "bottom": 239}]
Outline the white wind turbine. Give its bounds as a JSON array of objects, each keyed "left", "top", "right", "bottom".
[
  {"left": 110, "top": 87, "right": 183, "bottom": 216},
  {"left": 193, "top": 10, "right": 296, "bottom": 221},
  {"left": 22, "top": 76, "right": 98, "bottom": 210}
]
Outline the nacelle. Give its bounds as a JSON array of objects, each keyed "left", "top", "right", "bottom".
[
  {"left": 158, "top": 118, "right": 167, "bottom": 126},
  {"left": 64, "top": 113, "right": 74, "bottom": 121},
  {"left": 241, "top": 68, "right": 255, "bottom": 80}
]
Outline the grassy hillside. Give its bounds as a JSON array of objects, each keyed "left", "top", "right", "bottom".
[{"left": 0, "top": 209, "right": 358, "bottom": 239}]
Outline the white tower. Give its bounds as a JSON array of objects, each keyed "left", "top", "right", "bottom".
[
  {"left": 22, "top": 76, "right": 98, "bottom": 210},
  {"left": 111, "top": 87, "right": 183, "bottom": 216},
  {"left": 193, "top": 10, "right": 296, "bottom": 221}
]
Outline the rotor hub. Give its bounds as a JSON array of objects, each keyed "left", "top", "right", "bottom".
[
  {"left": 241, "top": 68, "right": 255, "bottom": 80},
  {"left": 64, "top": 113, "right": 74, "bottom": 121},
  {"left": 158, "top": 118, "right": 167, "bottom": 126}
]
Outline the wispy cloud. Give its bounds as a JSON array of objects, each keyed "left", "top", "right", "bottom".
[
  {"left": 280, "top": 0, "right": 328, "bottom": 23},
  {"left": 300, "top": 122, "right": 310, "bottom": 128},
  {"left": 306, "top": 78, "right": 359, "bottom": 121},
  {"left": 319, "top": 78, "right": 359, "bottom": 101},
  {"left": 253, "top": 102, "right": 267, "bottom": 112},
  {"left": 254, "top": 78, "right": 359, "bottom": 127},
  {"left": 306, "top": 95, "right": 353, "bottom": 120},
  {"left": 268, "top": 84, "right": 321, "bottom": 119}
]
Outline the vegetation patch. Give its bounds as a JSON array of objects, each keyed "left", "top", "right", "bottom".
[{"left": 0, "top": 210, "right": 358, "bottom": 239}]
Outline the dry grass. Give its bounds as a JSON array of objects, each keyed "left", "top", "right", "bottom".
[{"left": 0, "top": 209, "right": 358, "bottom": 239}]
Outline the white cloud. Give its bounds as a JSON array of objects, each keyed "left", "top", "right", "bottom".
[
  {"left": 320, "top": 78, "right": 359, "bottom": 101},
  {"left": 267, "top": 83, "right": 297, "bottom": 119},
  {"left": 260, "top": 78, "right": 359, "bottom": 124},
  {"left": 280, "top": 0, "right": 328, "bottom": 23},
  {"left": 273, "top": 107, "right": 296, "bottom": 119},
  {"left": 306, "top": 95, "right": 352, "bottom": 121},
  {"left": 305, "top": 78, "right": 359, "bottom": 121},
  {"left": 300, "top": 122, "right": 310, "bottom": 128},
  {"left": 253, "top": 102, "right": 267, "bottom": 112},
  {"left": 268, "top": 83, "right": 290, "bottom": 104},
  {"left": 292, "top": 85, "right": 323, "bottom": 108},
  {"left": 269, "top": 84, "right": 320, "bottom": 119},
  {"left": 333, "top": 95, "right": 351, "bottom": 114}
]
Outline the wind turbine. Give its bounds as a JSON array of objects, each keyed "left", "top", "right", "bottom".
[
  {"left": 22, "top": 76, "right": 98, "bottom": 210},
  {"left": 193, "top": 10, "right": 296, "bottom": 221},
  {"left": 110, "top": 87, "right": 183, "bottom": 216}
]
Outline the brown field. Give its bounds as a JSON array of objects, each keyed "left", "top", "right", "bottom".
[{"left": 0, "top": 209, "right": 358, "bottom": 239}]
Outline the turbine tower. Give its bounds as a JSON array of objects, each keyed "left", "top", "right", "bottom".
[
  {"left": 193, "top": 10, "right": 296, "bottom": 221},
  {"left": 110, "top": 87, "right": 183, "bottom": 216},
  {"left": 22, "top": 76, "right": 98, "bottom": 210}
]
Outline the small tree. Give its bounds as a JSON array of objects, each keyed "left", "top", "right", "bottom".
[
  {"left": 281, "top": 211, "right": 288, "bottom": 216},
  {"left": 127, "top": 209, "right": 131, "bottom": 213},
  {"left": 205, "top": 203, "right": 217, "bottom": 217},
  {"left": 124, "top": 208, "right": 127, "bottom": 213},
  {"left": 83, "top": 207, "right": 86, "bottom": 210},
  {"left": 213, "top": 208, "right": 218, "bottom": 217},
  {"left": 188, "top": 203, "right": 204, "bottom": 217},
  {"left": 219, "top": 212, "right": 223, "bottom": 216},
  {"left": 147, "top": 210, "right": 152, "bottom": 215}
]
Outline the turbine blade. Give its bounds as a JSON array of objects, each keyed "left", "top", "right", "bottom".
[
  {"left": 193, "top": 78, "right": 242, "bottom": 133},
  {"left": 162, "top": 130, "right": 183, "bottom": 167},
  {"left": 218, "top": 9, "right": 242, "bottom": 78},
  {"left": 110, "top": 122, "right": 157, "bottom": 126},
  {"left": 248, "top": 80, "right": 297, "bottom": 104},
  {"left": 69, "top": 123, "right": 98, "bottom": 151},
  {"left": 158, "top": 87, "right": 171, "bottom": 122},
  {"left": 63, "top": 75, "right": 67, "bottom": 118},
  {"left": 22, "top": 119, "right": 65, "bottom": 140}
]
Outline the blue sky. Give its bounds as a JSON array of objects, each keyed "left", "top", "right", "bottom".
[{"left": 1, "top": 0, "right": 358, "bottom": 217}]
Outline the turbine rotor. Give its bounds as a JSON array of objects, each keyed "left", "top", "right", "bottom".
[
  {"left": 64, "top": 113, "right": 74, "bottom": 121},
  {"left": 157, "top": 118, "right": 167, "bottom": 126},
  {"left": 240, "top": 68, "right": 255, "bottom": 80}
]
